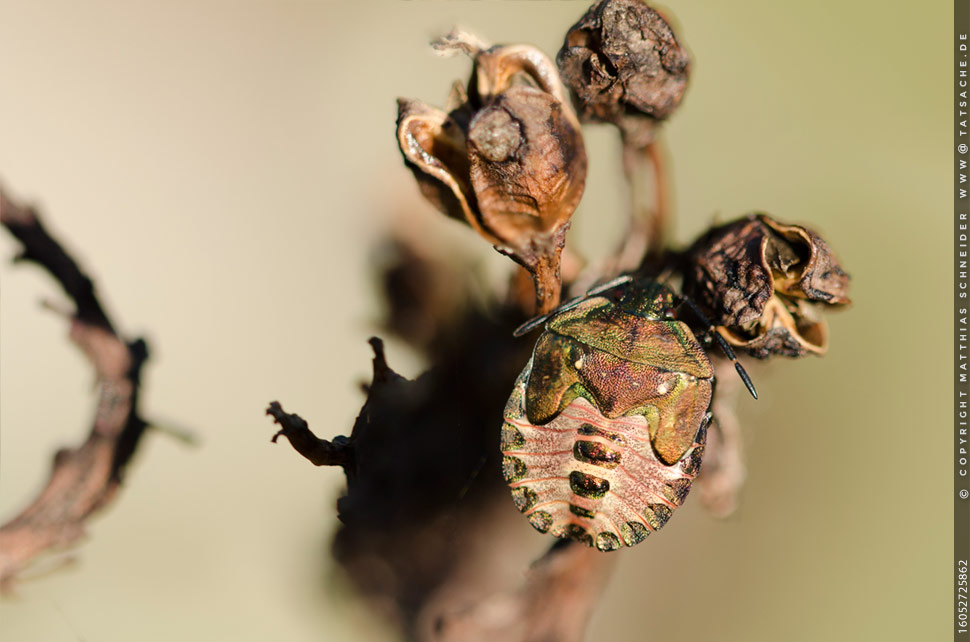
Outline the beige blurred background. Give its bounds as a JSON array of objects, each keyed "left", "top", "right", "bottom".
[{"left": 0, "top": 1, "right": 949, "bottom": 640}]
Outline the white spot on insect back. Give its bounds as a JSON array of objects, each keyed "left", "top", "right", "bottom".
[
  {"left": 574, "top": 356, "right": 584, "bottom": 370},
  {"left": 656, "top": 383, "right": 668, "bottom": 394}
]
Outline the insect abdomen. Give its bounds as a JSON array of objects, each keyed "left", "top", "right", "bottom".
[{"left": 502, "top": 369, "right": 707, "bottom": 551}]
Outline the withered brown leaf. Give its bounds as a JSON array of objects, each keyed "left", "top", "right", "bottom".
[{"left": 683, "top": 214, "right": 850, "bottom": 358}]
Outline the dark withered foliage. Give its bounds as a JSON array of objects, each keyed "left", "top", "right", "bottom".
[
  {"left": 558, "top": 0, "right": 690, "bottom": 147},
  {"left": 683, "top": 214, "right": 851, "bottom": 358}
]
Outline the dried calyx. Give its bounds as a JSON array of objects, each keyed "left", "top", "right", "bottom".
[
  {"left": 683, "top": 214, "right": 851, "bottom": 358},
  {"left": 397, "top": 32, "right": 587, "bottom": 314},
  {"left": 557, "top": 0, "right": 690, "bottom": 148}
]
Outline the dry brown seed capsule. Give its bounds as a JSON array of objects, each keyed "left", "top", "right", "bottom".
[
  {"left": 396, "top": 39, "right": 587, "bottom": 314},
  {"left": 683, "top": 214, "right": 851, "bottom": 359},
  {"left": 557, "top": 0, "right": 690, "bottom": 148},
  {"left": 467, "top": 86, "right": 585, "bottom": 257}
]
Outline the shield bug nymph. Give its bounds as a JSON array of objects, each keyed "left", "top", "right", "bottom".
[{"left": 501, "top": 278, "right": 754, "bottom": 551}]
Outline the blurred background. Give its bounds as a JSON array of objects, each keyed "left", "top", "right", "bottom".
[{"left": 0, "top": 1, "right": 950, "bottom": 640}]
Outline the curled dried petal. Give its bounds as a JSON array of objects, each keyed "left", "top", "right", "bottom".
[
  {"left": 759, "top": 216, "right": 852, "bottom": 305},
  {"left": 474, "top": 45, "right": 576, "bottom": 124},
  {"left": 718, "top": 297, "right": 829, "bottom": 358},
  {"left": 396, "top": 98, "right": 492, "bottom": 242},
  {"left": 557, "top": 0, "right": 690, "bottom": 147}
]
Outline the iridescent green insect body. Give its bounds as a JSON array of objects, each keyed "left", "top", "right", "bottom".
[{"left": 502, "top": 280, "right": 713, "bottom": 551}]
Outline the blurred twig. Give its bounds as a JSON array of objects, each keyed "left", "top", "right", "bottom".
[
  {"left": 624, "top": 140, "right": 669, "bottom": 264},
  {"left": 268, "top": 401, "right": 352, "bottom": 469},
  {"left": 0, "top": 187, "right": 152, "bottom": 590},
  {"left": 433, "top": 540, "right": 616, "bottom": 642}
]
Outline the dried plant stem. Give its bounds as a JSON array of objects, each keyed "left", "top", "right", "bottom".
[
  {"left": 267, "top": 402, "right": 352, "bottom": 468},
  {"left": 509, "top": 266, "right": 539, "bottom": 315},
  {"left": 434, "top": 540, "right": 616, "bottom": 642},
  {"left": 500, "top": 225, "right": 569, "bottom": 315},
  {"left": 644, "top": 141, "right": 670, "bottom": 257},
  {"left": 0, "top": 188, "right": 151, "bottom": 589},
  {"left": 530, "top": 250, "right": 564, "bottom": 315},
  {"left": 618, "top": 140, "right": 670, "bottom": 270}
]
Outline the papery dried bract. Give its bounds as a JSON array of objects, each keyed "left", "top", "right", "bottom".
[
  {"left": 684, "top": 214, "right": 850, "bottom": 358},
  {"left": 557, "top": 0, "right": 690, "bottom": 147},
  {"left": 760, "top": 217, "right": 851, "bottom": 306},
  {"left": 396, "top": 98, "right": 484, "bottom": 238},
  {"left": 474, "top": 44, "right": 575, "bottom": 113}
]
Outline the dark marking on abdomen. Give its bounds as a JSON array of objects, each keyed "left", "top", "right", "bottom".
[
  {"left": 644, "top": 504, "right": 673, "bottom": 530},
  {"left": 511, "top": 486, "right": 538, "bottom": 512},
  {"left": 569, "top": 470, "right": 610, "bottom": 499},
  {"left": 501, "top": 424, "right": 526, "bottom": 450},
  {"left": 569, "top": 503, "right": 596, "bottom": 519},
  {"left": 560, "top": 523, "right": 593, "bottom": 547},
  {"left": 621, "top": 521, "right": 650, "bottom": 546},
  {"left": 502, "top": 455, "right": 528, "bottom": 483},
  {"left": 595, "top": 532, "right": 621, "bottom": 552},
  {"left": 663, "top": 478, "right": 692, "bottom": 506},
  {"left": 529, "top": 511, "right": 553, "bottom": 533},
  {"left": 577, "top": 423, "right": 626, "bottom": 446},
  {"left": 573, "top": 440, "right": 621, "bottom": 469}
]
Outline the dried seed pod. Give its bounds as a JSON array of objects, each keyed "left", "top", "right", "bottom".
[
  {"left": 557, "top": 0, "right": 690, "bottom": 148},
  {"left": 683, "top": 214, "right": 851, "bottom": 359},
  {"left": 397, "top": 39, "right": 587, "bottom": 314},
  {"left": 467, "top": 85, "right": 585, "bottom": 256}
]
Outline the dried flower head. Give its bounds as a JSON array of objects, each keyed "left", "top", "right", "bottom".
[
  {"left": 683, "top": 214, "right": 851, "bottom": 358},
  {"left": 557, "top": 0, "right": 690, "bottom": 148},
  {"left": 397, "top": 35, "right": 587, "bottom": 313}
]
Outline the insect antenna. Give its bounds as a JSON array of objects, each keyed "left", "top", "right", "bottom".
[
  {"left": 513, "top": 275, "right": 634, "bottom": 337},
  {"left": 513, "top": 311, "right": 554, "bottom": 337},
  {"left": 678, "top": 296, "right": 758, "bottom": 400}
]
